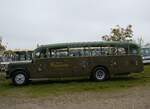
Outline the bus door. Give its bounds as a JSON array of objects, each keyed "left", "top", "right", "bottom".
[
  {"left": 29, "top": 48, "right": 61, "bottom": 78},
  {"left": 32, "top": 58, "right": 50, "bottom": 78}
]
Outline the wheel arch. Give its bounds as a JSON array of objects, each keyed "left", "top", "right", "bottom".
[{"left": 10, "top": 68, "right": 30, "bottom": 78}]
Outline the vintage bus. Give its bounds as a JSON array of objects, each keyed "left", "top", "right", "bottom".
[{"left": 5, "top": 41, "right": 144, "bottom": 85}]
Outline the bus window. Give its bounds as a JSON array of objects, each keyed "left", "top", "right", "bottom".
[
  {"left": 34, "top": 49, "right": 47, "bottom": 58},
  {"left": 40, "top": 49, "right": 47, "bottom": 58},
  {"left": 101, "top": 47, "right": 110, "bottom": 56},
  {"left": 84, "top": 47, "right": 91, "bottom": 56},
  {"left": 117, "top": 47, "right": 127, "bottom": 55},
  {"left": 46, "top": 48, "right": 50, "bottom": 58},
  {"left": 35, "top": 51, "right": 40, "bottom": 58},
  {"left": 48, "top": 48, "right": 68, "bottom": 58},
  {"left": 90, "top": 47, "right": 101, "bottom": 56},
  {"left": 51, "top": 49, "right": 57, "bottom": 58},
  {"left": 109, "top": 47, "right": 117, "bottom": 55},
  {"left": 56, "top": 48, "right": 68, "bottom": 58},
  {"left": 69, "top": 48, "right": 84, "bottom": 57}
]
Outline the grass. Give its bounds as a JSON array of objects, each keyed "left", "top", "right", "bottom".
[{"left": 0, "top": 65, "right": 150, "bottom": 98}]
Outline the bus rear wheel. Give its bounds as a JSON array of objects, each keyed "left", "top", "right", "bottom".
[{"left": 91, "top": 67, "right": 109, "bottom": 81}]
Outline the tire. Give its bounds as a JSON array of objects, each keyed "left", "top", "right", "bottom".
[
  {"left": 91, "top": 67, "right": 109, "bottom": 81},
  {"left": 12, "top": 70, "right": 29, "bottom": 86}
]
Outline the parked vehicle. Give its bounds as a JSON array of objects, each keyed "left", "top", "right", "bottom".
[
  {"left": 0, "top": 50, "right": 33, "bottom": 72},
  {"left": 5, "top": 41, "right": 144, "bottom": 86},
  {"left": 141, "top": 47, "right": 150, "bottom": 64}
]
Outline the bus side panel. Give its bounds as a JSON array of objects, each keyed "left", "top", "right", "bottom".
[
  {"left": 129, "top": 55, "right": 144, "bottom": 73},
  {"left": 87, "top": 55, "right": 143, "bottom": 77},
  {"left": 116, "top": 55, "right": 132, "bottom": 74},
  {"left": 87, "top": 56, "right": 117, "bottom": 76},
  {"left": 112, "top": 55, "right": 144, "bottom": 75},
  {"left": 56, "top": 57, "right": 87, "bottom": 77}
]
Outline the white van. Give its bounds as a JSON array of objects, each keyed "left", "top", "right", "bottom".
[{"left": 141, "top": 47, "right": 150, "bottom": 64}]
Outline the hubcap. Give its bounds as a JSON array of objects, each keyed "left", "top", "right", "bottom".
[
  {"left": 15, "top": 74, "right": 25, "bottom": 85},
  {"left": 96, "top": 69, "right": 105, "bottom": 80}
]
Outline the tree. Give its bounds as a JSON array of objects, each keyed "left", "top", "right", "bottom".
[
  {"left": 102, "top": 25, "right": 133, "bottom": 41},
  {"left": 0, "top": 36, "right": 6, "bottom": 51}
]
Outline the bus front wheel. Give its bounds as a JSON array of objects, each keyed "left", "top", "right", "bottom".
[{"left": 12, "top": 70, "right": 29, "bottom": 86}]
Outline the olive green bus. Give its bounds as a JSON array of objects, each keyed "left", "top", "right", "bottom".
[{"left": 5, "top": 41, "right": 144, "bottom": 85}]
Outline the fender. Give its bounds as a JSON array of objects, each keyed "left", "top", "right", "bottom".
[{"left": 10, "top": 68, "right": 30, "bottom": 78}]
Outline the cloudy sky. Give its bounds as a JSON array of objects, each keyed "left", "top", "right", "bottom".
[{"left": 0, "top": 0, "right": 150, "bottom": 49}]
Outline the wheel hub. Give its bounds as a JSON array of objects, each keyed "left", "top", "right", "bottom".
[{"left": 15, "top": 74, "right": 25, "bottom": 85}]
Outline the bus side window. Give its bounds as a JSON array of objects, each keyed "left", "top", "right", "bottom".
[
  {"left": 46, "top": 48, "right": 51, "bottom": 58},
  {"left": 84, "top": 47, "right": 91, "bottom": 56},
  {"left": 90, "top": 48, "right": 101, "bottom": 56},
  {"left": 69, "top": 51, "right": 76, "bottom": 57},
  {"left": 117, "top": 47, "right": 127, "bottom": 55},
  {"left": 110, "top": 47, "right": 117, "bottom": 55},
  {"left": 47, "top": 48, "right": 69, "bottom": 58},
  {"left": 51, "top": 49, "right": 57, "bottom": 58},
  {"left": 35, "top": 52, "right": 40, "bottom": 58},
  {"left": 101, "top": 47, "right": 110, "bottom": 56},
  {"left": 69, "top": 48, "right": 84, "bottom": 57},
  {"left": 56, "top": 49, "right": 68, "bottom": 58}
]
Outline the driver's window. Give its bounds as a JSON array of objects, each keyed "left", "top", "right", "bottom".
[
  {"left": 40, "top": 49, "right": 47, "bottom": 58},
  {"left": 35, "top": 48, "right": 47, "bottom": 59},
  {"left": 35, "top": 52, "right": 40, "bottom": 58}
]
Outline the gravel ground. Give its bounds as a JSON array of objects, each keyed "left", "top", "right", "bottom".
[{"left": 0, "top": 86, "right": 150, "bottom": 109}]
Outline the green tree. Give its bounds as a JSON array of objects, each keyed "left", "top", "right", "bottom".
[{"left": 102, "top": 25, "right": 133, "bottom": 41}]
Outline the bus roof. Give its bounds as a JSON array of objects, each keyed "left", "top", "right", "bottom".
[{"left": 37, "top": 41, "right": 139, "bottom": 50}]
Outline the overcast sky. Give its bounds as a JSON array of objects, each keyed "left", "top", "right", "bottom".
[{"left": 0, "top": 0, "right": 150, "bottom": 50}]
